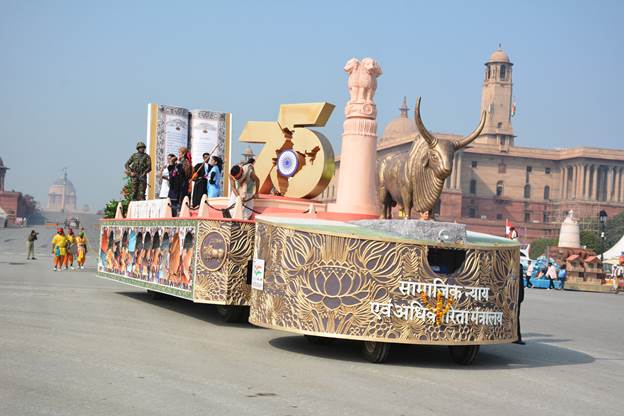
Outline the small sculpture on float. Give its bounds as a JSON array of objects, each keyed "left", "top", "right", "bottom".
[
  {"left": 378, "top": 98, "right": 486, "bottom": 219},
  {"left": 344, "top": 57, "right": 383, "bottom": 118}
]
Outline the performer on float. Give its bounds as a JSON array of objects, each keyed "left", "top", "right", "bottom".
[
  {"left": 166, "top": 156, "right": 183, "bottom": 215},
  {"left": 76, "top": 231, "right": 88, "bottom": 270},
  {"left": 191, "top": 152, "right": 210, "bottom": 208},
  {"left": 124, "top": 141, "right": 152, "bottom": 201},
  {"left": 178, "top": 147, "right": 192, "bottom": 206},
  {"left": 51, "top": 228, "right": 67, "bottom": 272},
  {"left": 207, "top": 155, "right": 223, "bottom": 197},
  {"left": 159, "top": 154, "right": 175, "bottom": 199},
  {"left": 419, "top": 209, "right": 433, "bottom": 221},
  {"left": 229, "top": 159, "right": 259, "bottom": 220}
]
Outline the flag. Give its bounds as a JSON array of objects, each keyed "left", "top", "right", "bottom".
[{"left": 511, "top": 102, "right": 517, "bottom": 117}]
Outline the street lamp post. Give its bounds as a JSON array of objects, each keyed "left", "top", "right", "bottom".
[{"left": 599, "top": 210, "right": 608, "bottom": 266}]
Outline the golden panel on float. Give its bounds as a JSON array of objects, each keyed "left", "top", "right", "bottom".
[
  {"left": 194, "top": 220, "right": 255, "bottom": 305},
  {"left": 239, "top": 103, "right": 335, "bottom": 199},
  {"left": 250, "top": 218, "right": 520, "bottom": 345},
  {"left": 96, "top": 219, "right": 254, "bottom": 305}
]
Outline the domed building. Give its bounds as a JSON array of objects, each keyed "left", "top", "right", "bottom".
[
  {"left": 47, "top": 171, "right": 77, "bottom": 212},
  {"left": 488, "top": 47, "right": 510, "bottom": 63},
  {"left": 379, "top": 97, "right": 417, "bottom": 146}
]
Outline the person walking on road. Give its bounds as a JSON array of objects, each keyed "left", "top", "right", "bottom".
[
  {"left": 26, "top": 230, "right": 38, "bottom": 260},
  {"left": 51, "top": 228, "right": 68, "bottom": 272},
  {"left": 546, "top": 262, "right": 557, "bottom": 290},
  {"left": 513, "top": 263, "right": 526, "bottom": 345},
  {"left": 525, "top": 261, "right": 534, "bottom": 288},
  {"left": 76, "top": 231, "right": 88, "bottom": 269},
  {"left": 558, "top": 264, "right": 567, "bottom": 290},
  {"left": 64, "top": 229, "right": 77, "bottom": 270}
]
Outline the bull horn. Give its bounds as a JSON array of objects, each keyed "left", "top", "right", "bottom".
[
  {"left": 414, "top": 97, "right": 438, "bottom": 148},
  {"left": 455, "top": 110, "right": 487, "bottom": 149}
]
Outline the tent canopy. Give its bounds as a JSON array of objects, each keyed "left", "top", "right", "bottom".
[{"left": 602, "top": 233, "right": 624, "bottom": 260}]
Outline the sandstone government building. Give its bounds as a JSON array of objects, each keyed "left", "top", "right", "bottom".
[{"left": 321, "top": 48, "right": 624, "bottom": 242}]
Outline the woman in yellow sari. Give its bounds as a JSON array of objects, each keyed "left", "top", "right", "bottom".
[
  {"left": 76, "top": 232, "right": 88, "bottom": 269},
  {"left": 51, "top": 228, "right": 67, "bottom": 272}
]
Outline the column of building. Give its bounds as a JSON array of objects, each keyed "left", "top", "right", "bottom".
[
  {"left": 608, "top": 166, "right": 617, "bottom": 201},
  {"left": 576, "top": 163, "right": 584, "bottom": 199},
  {"left": 583, "top": 164, "right": 588, "bottom": 199},
  {"left": 618, "top": 167, "right": 623, "bottom": 202},
  {"left": 574, "top": 163, "right": 581, "bottom": 199},
  {"left": 455, "top": 153, "right": 463, "bottom": 190},
  {"left": 592, "top": 165, "right": 599, "bottom": 201},
  {"left": 560, "top": 165, "right": 566, "bottom": 200},
  {"left": 563, "top": 164, "right": 570, "bottom": 200},
  {"left": 585, "top": 164, "right": 591, "bottom": 199}
]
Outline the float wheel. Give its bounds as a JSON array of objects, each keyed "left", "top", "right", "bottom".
[
  {"left": 361, "top": 341, "right": 391, "bottom": 363},
  {"left": 448, "top": 345, "right": 480, "bottom": 365},
  {"left": 304, "top": 335, "right": 334, "bottom": 345},
  {"left": 216, "top": 305, "right": 249, "bottom": 323}
]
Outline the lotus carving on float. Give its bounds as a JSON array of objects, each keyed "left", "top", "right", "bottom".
[{"left": 301, "top": 261, "right": 369, "bottom": 310}]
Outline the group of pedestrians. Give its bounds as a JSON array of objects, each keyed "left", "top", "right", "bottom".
[
  {"left": 525, "top": 260, "right": 566, "bottom": 290},
  {"left": 50, "top": 227, "right": 88, "bottom": 271}
]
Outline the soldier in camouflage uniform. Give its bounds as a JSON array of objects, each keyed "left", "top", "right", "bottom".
[{"left": 124, "top": 141, "right": 152, "bottom": 201}]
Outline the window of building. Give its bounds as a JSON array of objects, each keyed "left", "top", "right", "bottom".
[
  {"left": 500, "top": 64, "right": 506, "bottom": 80},
  {"left": 524, "top": 184, "right": 531, "bottom": 199},
  {"left": 497, "top": 122, "right": 502, "bottom": 128},
  {"left": 545, "top": 167, "right": 551, "bottom": 174},
  {"left": 526, "top": 166, "right": 532, "bottom": 173},
  {"left": 498, "top": 162, "right": 506, "bottom": 174},
  {"left": 468, "top": 207, "right": 476, "bottom": 218},
  {"left": 524, "top": 212, "right": 531, "bottom": 222},
  {"left": 496, "top": 213, "right": 503, "bottom": 220},
  {"left": 471, "top": 161, "right": 478, "bottom": 168},
  {"left": 543, "top": 212, "right": 549, "bottom": 223},
  {"left": 543, "top": 185, "right": 550, "bottom": 200},
  {"left": 496, "top": 181, "right": 504, "bottom": 196},
  {"left": 469, "top": 179, "right": 477, "bottom": 195}
]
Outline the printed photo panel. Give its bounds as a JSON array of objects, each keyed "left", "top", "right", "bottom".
[{"left": 97, "top": 224, "right": 195, "bottom": 295}]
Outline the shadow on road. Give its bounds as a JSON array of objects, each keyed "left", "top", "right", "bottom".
[
  {"left": 268, "top": 334, "right": 594, "bottom": 369},
  {"left": 116, "top": 290, "right": 258, "bottom": 328}
]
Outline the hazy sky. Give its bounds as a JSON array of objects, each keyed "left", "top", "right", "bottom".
[{"left": 1, "top": 0, "right": 622, "bottom": 211}]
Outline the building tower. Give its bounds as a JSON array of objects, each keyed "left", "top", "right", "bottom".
[
  {"left": 477, "top": 46, "right": 515, "bottom": 150},
  {"left": 47, "top": 169, "right": 77, "bottom": 212},
  {"left": 0, "top": 158, "right": 7, "bottom": 192}
]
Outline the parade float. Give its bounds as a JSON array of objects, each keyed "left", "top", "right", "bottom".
[{"left": 98, "top": 57, "right": 521, "bottom": 363}]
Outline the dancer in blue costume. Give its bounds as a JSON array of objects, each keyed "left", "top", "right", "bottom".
[{"left": 207, "top": 155, "right": 223, "bottom": 197}]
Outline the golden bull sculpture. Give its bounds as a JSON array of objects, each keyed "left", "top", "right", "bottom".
[{"left": 378, "top": 97, "right": 486, "bottom": 218}]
